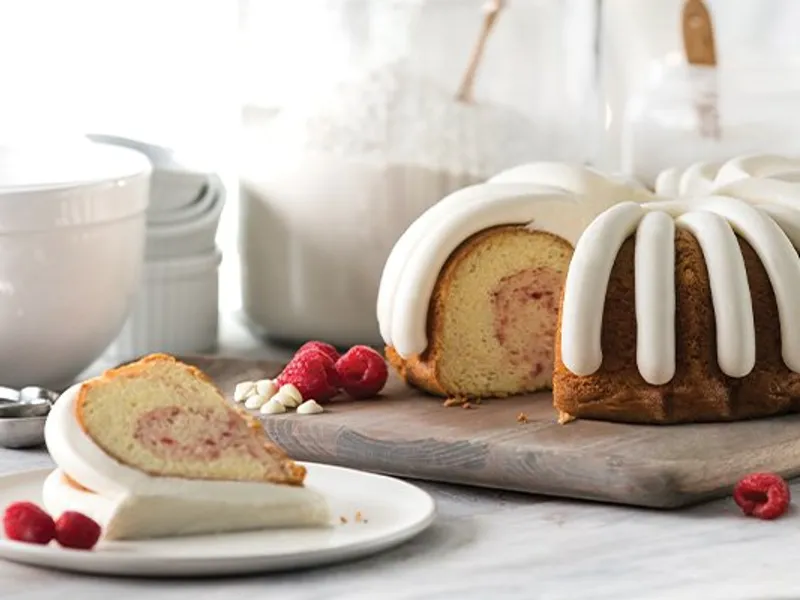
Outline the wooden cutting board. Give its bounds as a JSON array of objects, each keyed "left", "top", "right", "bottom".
[{"left": 180, "top": 355, "right": 800, "bottom": 509}]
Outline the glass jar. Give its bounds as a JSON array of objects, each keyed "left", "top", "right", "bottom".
[
  {"left": 237, "top": 0, "right": 598, "bottom": 348},
  {"left": 620, "top": 62, "right": 800, "bottom": 187}
]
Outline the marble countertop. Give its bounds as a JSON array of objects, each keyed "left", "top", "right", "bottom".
[{"left": 1, "top": 315, "right": 798, "bottom": 600}]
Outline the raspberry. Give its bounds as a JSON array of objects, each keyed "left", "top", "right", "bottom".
[
  {"left": 733, "top": 472, "right": 791, "bottom": 520},
  {"left": 54, "top": 511, "right": 102, "bottom": 550},
  {"left": 3, "top": 502, "right": 55, "bottom": 545},
  {"left": 297, "top": 341, "right": 340, "bottom": 363},
  {"left": 293, "top": 347, "right": 341, "bottom": 388},
  {"left": 335, "top": 345, "right": 388, "bottom": 399},
  {"left": 277, "top": 351, "right": 339, "bottom": 402}
]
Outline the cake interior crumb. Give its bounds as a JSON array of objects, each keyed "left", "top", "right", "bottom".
[{"left": 516, "top": 412, "right": 529, "bottom": 424}]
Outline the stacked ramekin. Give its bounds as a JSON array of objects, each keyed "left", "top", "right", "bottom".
[{"left": 91, "top": 135, "right": 225, "bottom": 361}]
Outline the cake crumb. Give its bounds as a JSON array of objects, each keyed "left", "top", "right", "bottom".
[
  {"left": 462, "top": 402, "right": 473, "bottom": 410},
  {"left": 557, "top": 411, "right": 576, "bottom": 425},
  {"left": 339, "top": 516, "right": 348, "bottom": 524},
  {"left": 516, "top": 412, "right": 529, "bottom": 424},
  {"left": 443, "top": 397, "right": 466, "bottom": 407},
  {"left": 355, "top": 511, "right": 367, "bottom": 524}
]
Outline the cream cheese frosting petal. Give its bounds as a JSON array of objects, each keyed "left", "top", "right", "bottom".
[
  {"left": 674, "top": 210, "right": 755, "bottom": 378},
  {"left": 654, "top": 167, "right": 682, "bottom": 197},
  {"left": 714, "top": 154, "right": 800, "bottom": 188},
  {"left": 377, "top": 181, "right": 563, "bottom": 344},
  {"left": 678, "top": 161, "right": 722, "bottom": 197},
  {"left": 634, "top": 212, "right": 676, "bottom": 385},
  {"left": 559, "top": 202, "right": 646, "bottom": 376},
  {"left": 390, "top": 189, "right": 580, "bottom": 357}
]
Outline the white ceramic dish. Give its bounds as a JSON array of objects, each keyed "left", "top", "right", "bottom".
[
  {"left": 0, "top": 464, "right": 435, "bottom": 577},
  {"left": 0, "top": 141, "right": 150, "bottom": 388},
  {"left": 145, "top": 175, "right": 226, "bottom": 259},
  {"left": 106, "top": 249, "right": 222, "bottom": 360},
  {"left": 87, "top": 134, "right": 208, "bottom": 215},
  {"left": 145, "top": 174, "right": 217, "bottom": 227}
]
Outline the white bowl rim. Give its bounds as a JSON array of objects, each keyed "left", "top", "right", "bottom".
[
  {"left": 0, "top": 140, "right": 151, "bottom": 232},
  {"left": 0, "top": 141, "right": 151, "bottom": 194}
]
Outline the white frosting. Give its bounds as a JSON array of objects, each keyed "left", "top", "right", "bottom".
[
  {"left": 674, "top": 210, "right": 755, "bottom": 377},
  {"left": 377, "top": 162, "right": 654, "bottom": 358},
  {"left": 654, "top": 167, "right": 681, "bottom": 197},
  {"left": 634, "top": 211, "right": 675, "bottom": 385},
  {"left": 559, "top": 203, "right": 646, "bottom": 375},
  {"left": 714, "top": 154, "right": 800, "bottom": 188},
  {"left": 654, "top": 154, "right": 800, "bottom": 202},
  {"left": 44, "top": 384, "right": 330, "bottom": 540},
  {"left": 560, "top": 196, "right": 800, "bottom": 381}
]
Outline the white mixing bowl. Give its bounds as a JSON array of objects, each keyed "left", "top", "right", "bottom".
[{"left": 0, "top": 141, "right": 151, "bottom": 388}]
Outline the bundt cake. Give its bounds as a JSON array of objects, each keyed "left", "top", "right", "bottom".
[
  {"left": 378, "top": 163, "right": 654, "bottom": 398},
  {"left": 380, "top": 153, "right": 800, "bottom": 424},
  {"left": 553, "top": 195, "right": 800, "bottom": 424},
  {"left": 43, "top": 354, "right": 329, "bottom": 540}
]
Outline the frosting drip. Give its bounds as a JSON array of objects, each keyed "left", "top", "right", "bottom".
[
  {"left": 634, "top": 212, "right": 675, "bottom": 385},
  {"left": 559, "top": 203, "right": 646, "bottom": 376}
]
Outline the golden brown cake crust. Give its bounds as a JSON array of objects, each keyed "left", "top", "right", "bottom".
[
  {"left": 75, "top": 353, "right": 306, "bottom": 485},
  {"left": 386, "top": 225, "right": 565, "bottom": 399},
  {"left": 553, "top": 229, "right": 800, "bottom": 424}
]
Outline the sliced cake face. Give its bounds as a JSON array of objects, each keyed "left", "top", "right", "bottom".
[
  {"left": 387, "top": 226, "right": 573, "bottom": 398},
  {"left": 436, "top": 227, "right": 573, "bottom": 397},
  {"left": 553, "top": 197, "right": 800, "bottom": 424},
  {"left": 76, "top": 354, "right": 305, "bottom": 485}
]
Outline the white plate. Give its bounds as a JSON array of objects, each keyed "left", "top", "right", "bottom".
[{"left": 0, "top": 464, "right": 435, "bottom": 577}]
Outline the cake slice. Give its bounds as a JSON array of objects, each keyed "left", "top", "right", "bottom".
[
  {"left": 387, "top": 225, "right": 573, "bottom": 397},
  {"left": 43, "top": 354, "right": 330, "bottom": 540}
]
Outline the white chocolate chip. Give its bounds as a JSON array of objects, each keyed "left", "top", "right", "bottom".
[
  {"left": 297, "top": 399, "right": 324, "bottom": 415},
  {"left": 255, "top": 379, "right": 278, "bottom": 399},
  {"left": 245, "top": 394, "right": 268, "bottom": 410},
  {"left": 274, "top": 390, "right": 301, "bottom": 409},
  {"left": 279, "top": 383, "right": 303, "bottom": 405},
  {"left": 233, "top": 381, "right": 256, "bottom": 402},
  {"left": 259, "top": 398, "right": 287, "bottom": 415}
]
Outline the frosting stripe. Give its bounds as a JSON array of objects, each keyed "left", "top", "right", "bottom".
[
  {"left": 675, "top": 211, "right": 756, "bottom": 378},
  {"left": 634, "top": 212, "right": 676, "bottom": 385},
  {"left": 377, "top": 182, "right": 565, "bottom": 344},
  {"left": 560, "top": 202, "right": 645, "bottom": 376},
  {"left": 758, "top": 204, "right": 800, "bottom": 248},
  {"left": 689, "top": 199, "right": 800, "bottom": 372},
  {"left": 390, "top": 192, "right": 579, "bottom": 358}
]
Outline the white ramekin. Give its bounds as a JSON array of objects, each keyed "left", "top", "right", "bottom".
[
  {"left": 87, "top": 133, "right": 209, "bottom": 215},
  {"left": 145, "top": 174, "right": 226, "bottom": 259},
  {"left": 105, "top": 249, "right": 222, "bottom": 361}
]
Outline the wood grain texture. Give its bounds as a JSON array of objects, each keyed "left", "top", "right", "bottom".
[{"left": 179, "top": 355, "right": 800, "bottom": 509}]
